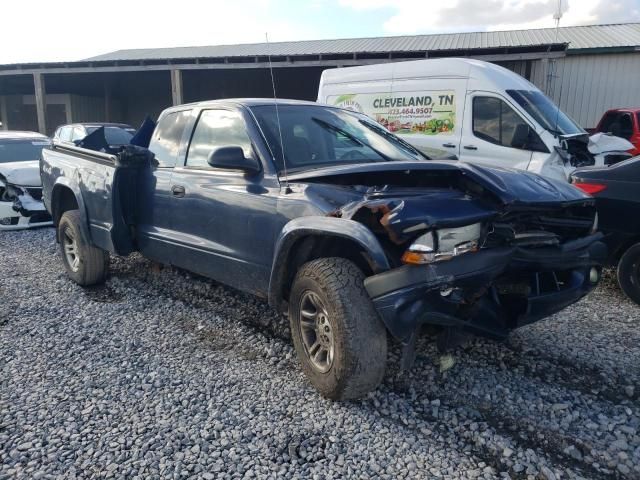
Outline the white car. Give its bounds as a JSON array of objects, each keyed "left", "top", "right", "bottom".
[{"left": 0, "top": 131, "right": 52, "bottom": 230}]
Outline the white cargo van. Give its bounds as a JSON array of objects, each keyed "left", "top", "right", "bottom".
[{"left": 317, "top": 58, "right": 632, "bottom": 182}]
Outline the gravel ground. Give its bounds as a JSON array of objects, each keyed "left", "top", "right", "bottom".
[{"left": 1, "top": 228, "right": 639, "bottom": 479}]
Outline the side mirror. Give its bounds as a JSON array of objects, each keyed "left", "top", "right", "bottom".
[
  {"left": 207, "top": 146, "right": 260, "bottom": 173},
  {"left": 511, "top": 123, "right": 531, "bottom": 149}
]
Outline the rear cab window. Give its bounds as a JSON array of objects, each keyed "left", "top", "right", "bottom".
[{"left": 149, "top": 110, "right": 192, "bottom": 168}]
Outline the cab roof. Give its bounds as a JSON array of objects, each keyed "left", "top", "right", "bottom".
[{"left": 163, "top": 98, "right": 322, "bottom": 113}]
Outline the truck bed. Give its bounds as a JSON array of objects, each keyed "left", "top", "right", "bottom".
[{"left": 41, "top": 142, "right": 153, "bottom": 255}]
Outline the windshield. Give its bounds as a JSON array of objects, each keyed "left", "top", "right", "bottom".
[
  {"left": 0, "top": 139, "right": 50, "bottom": 163},
  {"left": 249, "top": 105, "right": 427, "bottom": 172},
  {"left": 507, "top": 89, "right": 584, "bottom": 136},
  {"left": 86, "top": 126, "right": 134, "bottom": 145}
]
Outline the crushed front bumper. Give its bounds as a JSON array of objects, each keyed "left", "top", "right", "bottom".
[
  {"left": 364, "top": 234, "right": 606, "bottom": 342},
  {"left": 0, "top": 195, "right": 52, "bottom": 231}
]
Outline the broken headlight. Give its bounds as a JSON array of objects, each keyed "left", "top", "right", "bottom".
[{"left": 402, "top": 223, "right": 481, "bottom": 265}]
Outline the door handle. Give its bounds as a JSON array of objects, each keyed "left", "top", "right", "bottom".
[
  {"left": 463, "top": 145, "right": 478, "bottom": 150},
  {"left": 171, "top": 185, "right": 185, "bottom": 198},
  {"left": 442, "top": 143, "right": 456, "bottom": 148}
]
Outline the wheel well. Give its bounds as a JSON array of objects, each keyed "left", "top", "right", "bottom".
[
  {"left": 279, "top": 234, "right": 376, "bottom": 310},
  {"left": 52, "top": 186, "right": 79, "bottom": 226},
  {"left": 612, "top": 236, "right": 640, "bottom": 265}
]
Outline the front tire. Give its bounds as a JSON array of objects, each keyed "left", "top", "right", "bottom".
[
  {"left": 289, "top": 257, "right": 387, "bottom": 400},
  {"left": 58, "top": 210, "right": 109, "bottom": 286},
  {"left": 617, "top": 243, "right": 640, "bottom": 305}
]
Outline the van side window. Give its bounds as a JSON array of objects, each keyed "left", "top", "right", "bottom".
[
  {"left": 149, "top": 110, "right": 191, "bottom": 168},
  {"left": 473, "top": 97, "right": 528, "bottom": 149},
  {"left": 186, "top": 110, "right": 253, "bottom": 168}
]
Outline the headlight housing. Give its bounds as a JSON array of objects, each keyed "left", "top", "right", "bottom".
[{"left": 402, "top": 223, "right": 481, "bottom": 265}]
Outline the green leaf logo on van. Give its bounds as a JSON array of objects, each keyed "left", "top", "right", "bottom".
[{"left": 333, "top": 94, "right": 357, "bottom": 105}]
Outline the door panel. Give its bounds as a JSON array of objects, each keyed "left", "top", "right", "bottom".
[
  {"left": 390, "top": 77, "right": 467, "bottom": 159},
  {"left": 136, "top": 109, "right": 193, "bottom": 261},
  {"left": 167, "top": 168, "right": 281, "bottom": 294},
  {"left": 166, "top": 108, "right": 280, "bottom": 296}
]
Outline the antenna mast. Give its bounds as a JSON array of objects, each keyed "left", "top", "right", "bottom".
[
  {"left": 265, "top": 32, "right": 290, "bottom": 192},
  {"left": 551, "top": 0, "right": 563, "bottom": 135}
]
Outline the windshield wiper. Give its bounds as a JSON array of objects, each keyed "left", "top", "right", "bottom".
[{"left": 311, "top": 117, "right": 391, "bottom": 161}]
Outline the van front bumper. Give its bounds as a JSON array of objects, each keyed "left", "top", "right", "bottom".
[{"left": 364, "top": 234, "right": 606, "bottom": 342}]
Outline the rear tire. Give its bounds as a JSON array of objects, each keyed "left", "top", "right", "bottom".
[
  {"left": 289, "top": 257, "right": 387, "bottom": 400},
  {"left": 58, "top": 210, "right": 109, "bottom": 286},
  {"left": 617, "top": 243, "right": 640, "bottom": 305}
]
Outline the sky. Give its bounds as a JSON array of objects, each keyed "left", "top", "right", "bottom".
[{"left": 2, "top": 0, "right": 639, "bottom": 64}]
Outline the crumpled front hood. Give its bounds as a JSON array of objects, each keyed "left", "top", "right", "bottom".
[
  {"left": 286, "top": 160, "right": 592, "bottom": 206},
  {"left": 458, "top": 162, "right": 592, "bottom": 205},
  {"left": 0, "top": 161, "right": 42, "bottom": 186},
  {"left": 588, "top": 132, "right": 634, "bottom": 154}
]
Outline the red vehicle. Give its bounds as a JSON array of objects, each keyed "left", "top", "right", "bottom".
[{"left": 594, "top": 108, "right": 640, "bottom": 156}]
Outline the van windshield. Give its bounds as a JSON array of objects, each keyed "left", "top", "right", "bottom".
[
  {"left": 250, "top": 104, "right": 427, "bottom": 172},
  {"left": 507, "top": 90, "right": 584, "bottom": 136}
]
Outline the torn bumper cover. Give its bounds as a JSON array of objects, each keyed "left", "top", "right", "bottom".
[
  {"left": 0, "top": 180, "right": 52, "bottom": 230},
  {"left": 364, "top": 234, "right": 606, "bottom": 342}
]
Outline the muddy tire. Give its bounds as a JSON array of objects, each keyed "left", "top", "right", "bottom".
[
  {"left": 289, "top": 257, "right": 387, "bottom": 400},
  {"left": 617, "top": 243, "right": 640, "bottom": 305},
  {"left": 58, "top": 210, "right": 109, "bottom": 286}
]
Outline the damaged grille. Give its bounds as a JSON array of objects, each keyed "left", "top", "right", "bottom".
[
  {"left": 487, "top": 206, "right": 595, "bottom": 247},
  {"left": 29, "top": 212, "right": 51, "bottom": 224},
  {"left": 25, "top": 187, "right": 43, "bottom": 201}
]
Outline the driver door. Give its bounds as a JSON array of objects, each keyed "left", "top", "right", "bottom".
[
  {"left": 167, "top": 108, "right": 281, "bottom": 294},
  {"left": 459, "top": 93, "right": 535, "bottom": 171}
]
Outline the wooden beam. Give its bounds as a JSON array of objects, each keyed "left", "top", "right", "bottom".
[
  {"left": 170, "top": 69, "right": 183, "bottom": 106},
  {"left": 33, "top": 72, "right": 47, "bottom": 135},
  {"left": 0, "top": 96, "right": 8, "bottom": 130},
  {"left": 103, "top": 78, "right": 112, "bottom": 121}
]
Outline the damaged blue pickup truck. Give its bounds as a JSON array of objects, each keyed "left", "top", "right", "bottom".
[{"left": 41, "top": 99, "right": 605, "bottom": 400}]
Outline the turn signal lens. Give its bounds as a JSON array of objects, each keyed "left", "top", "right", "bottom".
[
  {"left": 401, "top": 251, "right": 430, "bottom": 265},
  {"left": 573, "top": 182, "right": 607, "bottom": 195}
]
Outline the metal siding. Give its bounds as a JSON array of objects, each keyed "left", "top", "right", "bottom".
[
  {"left": 82, "top": 23, "right": 640, "bottom": 62},
  {"left": 70, "top": 95, "right": 106, "bottom": 124},
  {"left": 548, "top": 53, "right": 640, "bottom": 128}
]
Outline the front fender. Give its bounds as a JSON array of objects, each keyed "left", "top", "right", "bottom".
[{"left": 267, "top": 216, "right": 391, "bottom": 310}]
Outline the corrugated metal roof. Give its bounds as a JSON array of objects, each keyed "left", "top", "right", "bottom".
[{"left": 86, "top": 23, "right": 640, "bottom": 62}]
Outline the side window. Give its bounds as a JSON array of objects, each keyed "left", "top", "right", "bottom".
[
  {"left": 473, "top": 97, "right": 501, "bottom": 144},
  {"left": 71, "top": 126, "right": 85, "bottom": 141},
  {"left": 59, "top": 126, "right": 73, "bottom": 142},
  {"left": 186, "top": 109, "right": 253, "bottom": 168},
  {"left": 619, "top": 114, "right": 633, "bottom": 140},
  {"left": 599, "top": 112, "right": 619, "bottom": 134},
  {"left": 601, "top": 112, "right": 633, "bottom": 139},
  {"left": 473, "top": 96, "right": 529, "bottom": 149},
  {"left": 148, "top": 110, "right": 191, "bottom": 168}
]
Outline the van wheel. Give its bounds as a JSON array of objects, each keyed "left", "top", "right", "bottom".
[
  {"left": 617, "top": 243, "right": 640, "bottom": 305},
  {"left": 289, "top": 257, "right": 387, "bottom": 400},
  {"left": 58, "top": 210, "right": 109, "bottom": 286}
]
